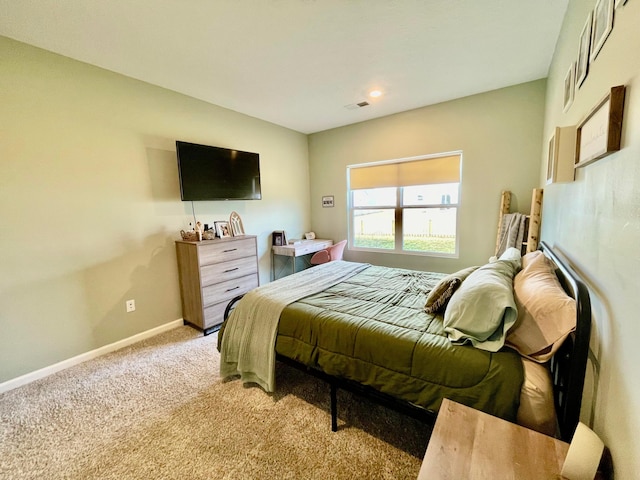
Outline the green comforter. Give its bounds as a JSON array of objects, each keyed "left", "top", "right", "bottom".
[{"left": 275, "top": 264, "right": 524, "bottom": 421}]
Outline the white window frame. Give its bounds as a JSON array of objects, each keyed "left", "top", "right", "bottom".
[{"left": 347, "top": 152, "right": 462, "bottom": 258}]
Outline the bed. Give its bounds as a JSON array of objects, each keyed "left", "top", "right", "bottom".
[{"left": 218, "top": 241, "right": 591, "bottom": 442}]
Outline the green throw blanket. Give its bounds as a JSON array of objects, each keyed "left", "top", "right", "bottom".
[{"left": 219, "top": 261, "right": 370, "bottom": 392}]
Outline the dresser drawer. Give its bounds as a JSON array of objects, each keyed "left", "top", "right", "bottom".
[
  {"left": 198, "top": 238, "right": 256, "bottom": 266},
  {"left": 202, "top": 274, "right": 258, "bottom": 308},
  {"left": 202, "top": 302, "right": 229, "bottom": 330},
  {"left": 200, "top": 256, "right": 258, "bottom": 287}
]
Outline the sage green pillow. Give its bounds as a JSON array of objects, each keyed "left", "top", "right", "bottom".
[
  {"left": 424, "top": 266, "right": 479, "bottom": 314},
  {"left": 444, "top": 260, "right": 519, "bottom": 352}
]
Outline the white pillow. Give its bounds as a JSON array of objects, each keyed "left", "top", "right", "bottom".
[
  {"left": 500, "top": 247, "right": 522, "bottom": 261},
  {"left": 489, "top": 247, "right": 522, "bottom": 267}
]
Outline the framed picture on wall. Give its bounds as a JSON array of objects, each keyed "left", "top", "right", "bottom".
[
  {"left": 614, "top": 0, "right": 628, "bottom": 10},
  {"left": 546, "top": 132, "right": 557, "bottom": 184},
  {"left": 563, "top": 62, "right": 575, "bottom": 112},
  {"left": 575, "top": 85, "right": 626, "bottom": 168},
  {"left": 322, "top": 195, "right": 335, "bottom": 208},
  {"left": 590, "top": 0, "right": 614, "bottom": 64},
  {"left": 576, "top": 11, "right": 592, "bottom": 88}
]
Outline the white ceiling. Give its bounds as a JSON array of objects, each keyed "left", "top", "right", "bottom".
[{"left": 0, "top": 0, "right": 568, "bottom": 134}]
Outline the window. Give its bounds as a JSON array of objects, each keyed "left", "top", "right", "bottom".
[{"left": 348, "top": 153, "right": 461, "bottom": 257}]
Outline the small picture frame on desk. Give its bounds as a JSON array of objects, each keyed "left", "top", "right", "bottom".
[{"left": 272, "top": 230, "right": 286, "bottom": 246}]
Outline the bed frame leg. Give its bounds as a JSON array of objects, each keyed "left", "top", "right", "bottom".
[{"left": 330, "top": 382, "right": 338, "bottom": 432}]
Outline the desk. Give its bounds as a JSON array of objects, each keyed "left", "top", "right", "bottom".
[
  {"left": 271, "top": 239, "right": 333, "bottom": 280},
  {"left": 418, "top": 399, "right": 569, "bottom": 480}
]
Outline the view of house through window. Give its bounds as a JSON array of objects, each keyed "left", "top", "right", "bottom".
[{"left": 348, "top": 153, "right": 461, "bottom": 256}]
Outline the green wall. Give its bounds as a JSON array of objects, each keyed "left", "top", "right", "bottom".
[
  {"left": 540, "top": 1, "right": 640, "bottom": 477},
  {"left": 0, "top": 37, "right": 310, "bottom": 383},
  {"left": 308, "top": 80, "right": 547, "bottom": 273},
  {"left": 5, "top": 5, "right": 640, "bottom": 472}
]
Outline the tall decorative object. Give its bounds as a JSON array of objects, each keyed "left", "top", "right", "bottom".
[{"left": 229, "top": 211, "right": 245, "bottom": 236}]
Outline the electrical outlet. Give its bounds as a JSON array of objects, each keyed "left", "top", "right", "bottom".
[{"left": 126, "top": 299, "right": 136, "bottom": 313}]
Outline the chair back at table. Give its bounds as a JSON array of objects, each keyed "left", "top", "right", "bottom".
[{"left": 310, "top": 240, "right": 347, "bottom": 265}]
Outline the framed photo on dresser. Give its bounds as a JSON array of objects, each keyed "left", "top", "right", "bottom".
[{"left": 215, "top": 221, "right": 231, "bottom": 238}]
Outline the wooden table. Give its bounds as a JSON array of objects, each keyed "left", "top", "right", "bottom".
[
  {"left": 418, "top": 399, "right": 570, "bottom": 479},
  {"left": 271, "top": 239, "right": 333, "bottom": 280}
]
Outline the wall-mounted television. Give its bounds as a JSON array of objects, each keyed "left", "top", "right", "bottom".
[{"left": 176, "top": 140, "right": 262, "bottom": 201}]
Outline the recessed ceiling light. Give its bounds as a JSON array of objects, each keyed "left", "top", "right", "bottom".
[{"left": 369, "top": 90, "right": 383, "bottom": 98}]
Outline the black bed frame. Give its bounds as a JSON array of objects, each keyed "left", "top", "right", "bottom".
[
  {"left": 540, "top": 241, "right": 592, "bottom": 441},
  {"left": 223, "top": 241, "right": 591, "bottom": 442}
]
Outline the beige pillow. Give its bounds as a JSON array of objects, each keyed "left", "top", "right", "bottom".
[
  {"left": 516, "top": 358, "right": 558, "bottom": 437},
  {"left": 424, "top": 266, "right": 478, "bottom": 314},
  {"left": 506, "top": 251, "right": 576, "bottom": 362}
]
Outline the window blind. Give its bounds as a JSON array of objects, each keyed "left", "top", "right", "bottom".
[{"left": 349, "top": 154, "right": 461, "bottom": 190}]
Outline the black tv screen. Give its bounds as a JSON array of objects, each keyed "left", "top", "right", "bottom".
[{"left": 176, "top": 141, "right": 262, "bottom": 201}]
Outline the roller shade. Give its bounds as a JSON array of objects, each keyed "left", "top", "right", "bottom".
[{"left": 349, "top": 154, "right": 461, "bottom": 190}]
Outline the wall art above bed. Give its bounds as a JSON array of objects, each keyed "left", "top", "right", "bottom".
[{"left": 575, "top": 85, "right": 626, "bottom": 168}]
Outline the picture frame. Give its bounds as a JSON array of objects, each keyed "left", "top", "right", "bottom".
[
  {"left": 229, "top": 211, "right": 245, "bottom": 236},
  {"left": 563, "top": 62, "right": 575, "bottom": 113},
  {"left": 576, "top": 12, "right": 592, "bottom": 88},
  {"left": 614, "top": 0, "right": 628, "bottom": 10},
  {"left": 575, "top": 85, "right": 626, "bottom": 168},
  {"left": 214, "top": 221, "right": 231, "bottom": 238},
  {"left": 322, "top": 195, "right": 334, "bottom": 208},
  {"left": 546, "top": 132, "right": 557, "bottom": 184},
  {"left": 590, "top": 0, "right": 614, "bottom": 64},
  {"left": 272, "top": 230, "right": 286, "bottom": 246}
]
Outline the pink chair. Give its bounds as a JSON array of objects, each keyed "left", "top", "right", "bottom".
[{"left": 310, "top": 240, "right": 347, "bottom": 265}]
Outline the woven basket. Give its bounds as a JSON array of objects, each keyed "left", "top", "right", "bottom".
[{"left": 180, "top": 230, "right": 199, "bottom": 241}]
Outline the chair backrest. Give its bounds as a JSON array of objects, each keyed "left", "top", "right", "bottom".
[
  {"left": 310, "top": 240, "right": 347, "bottom": 265},
  {"left": 328, "top": 240, "right": 347, "bottom": 261}
]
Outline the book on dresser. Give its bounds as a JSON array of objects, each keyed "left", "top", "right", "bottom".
[{"left": 175, "top": 235, "right": 259, "bottom": 335}]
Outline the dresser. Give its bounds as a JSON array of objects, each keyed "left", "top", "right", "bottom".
[{"left": 175, "top": 235, "right": 259, "bottom": 335}]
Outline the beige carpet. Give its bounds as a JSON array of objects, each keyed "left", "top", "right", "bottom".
[{"left": 0, "top": 326, "right": 431, "bottom": 479}]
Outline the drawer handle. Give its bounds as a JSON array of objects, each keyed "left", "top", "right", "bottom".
[
  {"left": 224, "top": 267, "right": 239, "bottom": 273},
  {"left": 224, "top": 248, "right": 238, "bottom": 253},
  {"left": 226, "top": 286, "right": 240, "bottom": 292}
]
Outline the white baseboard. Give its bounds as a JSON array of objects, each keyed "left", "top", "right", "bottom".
[{"left": 0, "top": 319, "right": 184, "bottom": 394}]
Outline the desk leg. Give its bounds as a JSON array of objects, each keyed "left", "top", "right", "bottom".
[{"left": 272, "top": 253, "right": 302, "bottom": 280}]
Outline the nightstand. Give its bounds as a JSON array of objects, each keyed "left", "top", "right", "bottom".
[{"left": 418, "top": 398, "right": 569, "bottom": 479}]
